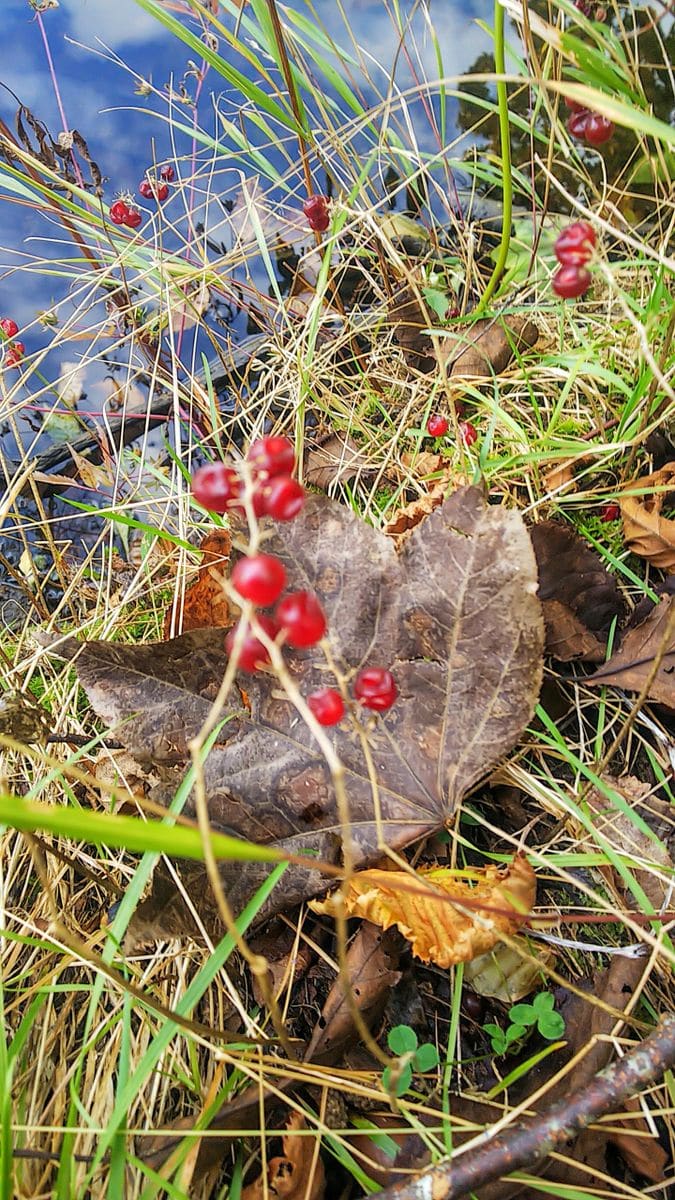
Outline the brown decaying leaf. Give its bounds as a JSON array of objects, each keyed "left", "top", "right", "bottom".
[
  {"left": 241, "top": 1112, "right": 325, "bottom": 1200},
  {"left": 304, "top": 431, "right": 370, "bottom": 490},
  {"left": 249, "top": 922, "right": 313, "bottom": 1006},
  {"left": 384, "top": 469, "right": 458, "bottom": 546},
  {"left": 389, "top": 282, "right": 538, "bottom": 377},
  {"left": 162, "top": 529, "right": 232, "bottom": 638},
  {"left": 588, "top": 595, "right": 675, "bottom": 707},
  {"left": 50, "top": 489, "right": 543, "bottom": 928},
  {"left": 314, "top": 856, "right": 535, "bottom": 968},
  {"left": 305, "top": 922, "right": 401, "bottom": 1063},
  {"left": 551, "top": 955, "right": 667, "bottom": 1188},
  {"left": 0, "top": 690, "right": 50, "bottom": 742},
  {"left": 530, "top": 521, "right": 625, "bottom": 662},
  {"left": 621, "top": 462, "right": 675, "bottom": 570}
]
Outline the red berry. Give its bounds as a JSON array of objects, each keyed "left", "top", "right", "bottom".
[
  {"left": 307, "top": 687, "right": 345, "bottom": 726},
  {"left": 247, "top": 435, "right": 295, "bottom": 479},
  {"left": 600, "top": 502, "right": 620, "bottom": 522},
  {"left": 160, "top": 164, "right": 175, "bottom": 181},
  {"left": 276, "top": 590, "right": 326, "bottom": 647},
  {"left": 124, "top": 208, "right": 142, "bottom": 229},
  {"left": 353, "top": 667, "right": 398, "bottom": 712},
  {"left": 156, "top": 182, "right": 169, "bottom": 202},
  {"left": 565, "top": 98, "right": 586, "bottom": 113},
  {"left": 552, "top": 264, "right": 591, "bottom": 299},
  {"left": 460, "top": 421, "right": 478, "bottom": 446},
  {"left": 193, "top": 462, "right": 241, "bottom": 513},
  {"left": 584, "top": 113, "right": 614, "bottom": 146},
  {"left": 554, "top": 221, "right": 596, "bottom": 266},
  {"left": 567, "top": 109, "right": 590, "bottom": 139},
  {"left": 302, "top": 194, "right": 330, "bottom": 233},
  {"left": 231, "top": 553, "right": 286, "bottom": 606},
  {"left": 426, "top": 413, "right": 449, "bottom": 438},
  {"left": 225, "top": 614, "right": 278, "bottom": 673},
  {"left": 0, "top": 318, "right": 18, "bottom": 339},
  {"left": 264, "top": 476, "right": 306, "bottom": 521},
  {"left": 109, "top": 199, "right": 129, "bottom": 225},
  {"left": 139, "top": 180, "right": 153, "bottom": 199},
  {"left": 4, "top": 346, "right": 23, "bottom": 368}
]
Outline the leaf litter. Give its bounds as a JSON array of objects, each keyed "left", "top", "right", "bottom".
[
  {"left": 40, "top": 476, "right": 675, "bottom": 1198},
  {"left": 49, "top": 486, "right": 544, "bottom": 929}
]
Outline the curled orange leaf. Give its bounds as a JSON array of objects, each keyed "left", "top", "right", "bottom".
[{"left": 317, "top": 854, "right": 535, "bottom": 968}]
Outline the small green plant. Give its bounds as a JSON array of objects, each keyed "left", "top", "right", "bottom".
[
  {"left": 382, "top": 1025, "right": 440, "bottom": 1098},
  {"left": 483, "top": 992, "right": 565, "bottom": 1056}
]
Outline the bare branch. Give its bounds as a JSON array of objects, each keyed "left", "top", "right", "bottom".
[{"left": 370, "top": 1013, "right": 675, "bottom": 1200}]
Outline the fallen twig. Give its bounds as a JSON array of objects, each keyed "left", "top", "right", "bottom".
[{"left": 370, "top": 1012, "right": 675, "bottom": 1200}]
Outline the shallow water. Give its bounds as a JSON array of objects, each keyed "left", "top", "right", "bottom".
[
  {"left": 0, "top": 1, "right": 671, "bottom": 624},
  {"left": 0, "top": 0, "right": 494, "bottom": 622}
]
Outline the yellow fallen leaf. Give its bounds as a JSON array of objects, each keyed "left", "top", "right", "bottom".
[
  {"left": 464, "top": 939, "right": 554, "bottom": 1002},
  {"left": 314, "top": 855, "right": 535, "bottom": 968}
]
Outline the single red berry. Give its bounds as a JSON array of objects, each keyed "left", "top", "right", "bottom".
[
  {"left": 225, "top": 614, "right": 278, "bottom": 673},
  {"left": 426, "top": 413, "right": 449, "bottom": 438},
  {"left": 554, "top": 221, "right": 596, "bottom": 266},
  {"left": 552, "top": 264, "right": 591, "bottom": 299},
  {"left": 460, "top": 420, "right": 478, "bottom": 446},
  {"left": 247, "top": 435, "right": 295, "bottom": 479},
  {"left": 584, "top": 113, "right": 614, "bottom": 146},
  {"left": 567, "top": 109, "right": 590, "bottom": 139},
  {"left": 0, "top": 318, "right": 19, "bottom": 339},
  {"left": 192, "top": 462, "right": 242, "bottom": 513},
  {"left": 124, "top": 207, "right": 142, "bottom": 229},
  {"left": 139, "top": 180, "right": 154, "bottom": 199},
  {"left": 156, "top": 181, "right": 169, "bottom": 202},
  {"left": 307, "top": 687, "right": 345, "bottom": 726},
  {"left": 264, "top": 476, "right": 306, "bottom": 521},
  {"left": 109, "top": 199, "right": 129, "bottom": 225},
  {"left": 565, "top": 98, "right": 586, "bottom": 113},
  {"left": 600, "top": 502, "right": 620, "bottom": 522},
  {"left": 276, "top": 590, "right": 327, "bottom": 647},
  {"left": 232, "top": 553, "right": 286, "bottom": 607},
  {"left": 353, "top": 667, "right": 398, "bottom": 712},
  {"left": 160, "top": 164, "right": 175, "bottom": 181},
  {"left": 4, "top": 347, "right": 23, "bottom": 368},
  {"left": 302, "top": 194, "right": 330, "bottom": 233}
]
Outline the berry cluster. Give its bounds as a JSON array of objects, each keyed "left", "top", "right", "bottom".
[
  {"left": 0, "top": 317, "right": 24, "bottom": 368},
  {"left": 193, "top": 435, "right": 304, "bottom": 522},
  {"left": 566, "top": 99, "right": 614, "bottom": 147},
  {"left": 139, "top": 178, "right": 169, "bottom": 202},
  {"left": 191, "top": 435, "right": 399, "bottom": 719},
  {"left": 552, "top": 220, "right": 596, "bottom": 300},
  {"left": 426, "top": 413, "right": 478, "bottom": 447},
  {"left": 109, "top": 199, "right": 142, "bottom": 229},
  {"left": 302, "top": 194, "right": 330, "bottom": 233}
]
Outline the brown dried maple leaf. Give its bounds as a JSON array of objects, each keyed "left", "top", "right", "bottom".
[
  {"left": 163, "top": 529, "right": 232, "bottom": 638},
  {"left": 242, "top": 1112, "right": 325, "bottom": 1200},
  {"left": 588, "top": 596, "right": 675, "bottom": 708},
  {"left": 49, "top": 489, "right": 543, "bottom": 925},
  {"left": 621, "top": 463, "right": 675, "bottom": 570},
  {"left": 530, "top": 521, "right": 625, "bottom": 662}
]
